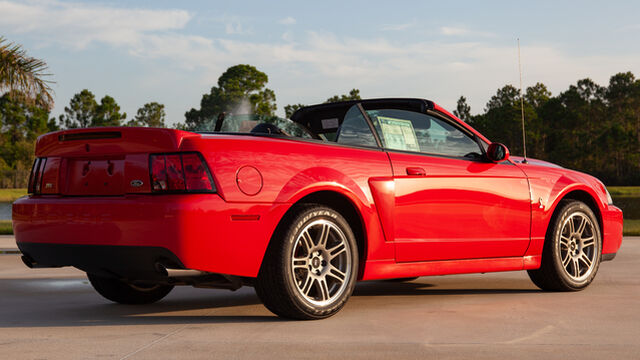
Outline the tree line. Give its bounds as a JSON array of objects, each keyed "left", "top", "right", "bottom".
[
  {"left": 1, "top": 36, "right": 638, "bottom": 187},
  {"left": 455, "top": 72, "right": 640, "bottom": 185}
]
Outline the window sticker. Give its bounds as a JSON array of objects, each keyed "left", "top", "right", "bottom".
[
  {"left": 321, "top": 118, "right": 340, "bottom": 129},
  {"left": 378, "top": 116, "right": 420, "bottom": 152}
]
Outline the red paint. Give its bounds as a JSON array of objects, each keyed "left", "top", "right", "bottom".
[
  {"left": 13, "top": 103, "right": 623, "bottom": 282},
  {"left": 236, "top": 166, "right": 263, "bottom": 196},
  {"left": 386, "top": 152, "right": 531, "bottom": 262}
]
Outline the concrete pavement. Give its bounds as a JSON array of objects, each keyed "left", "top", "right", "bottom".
[
  {"left": 0, "top": 235, "right": 18, "bottom": 254},
  {"left": 0, "top": 237, "right": 638, "bottom": 359}
]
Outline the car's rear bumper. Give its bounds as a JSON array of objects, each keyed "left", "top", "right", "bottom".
[
  {"left": 19, "top": 242, "right": 183, "bottom": 281},
  {"left": 12, "top": 194, "right": 290, "bottom": 278}
]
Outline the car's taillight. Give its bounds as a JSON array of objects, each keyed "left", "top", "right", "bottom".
[
  {"left": 149, "top": 152, "right": 215, "bottom": 193},
  {"left": 28, "top": 158, "right": 47, "bottom": 194}
]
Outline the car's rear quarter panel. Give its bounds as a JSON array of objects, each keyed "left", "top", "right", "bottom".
[{"left": 186, "top": 135, "right": 394, "bottom": 273}]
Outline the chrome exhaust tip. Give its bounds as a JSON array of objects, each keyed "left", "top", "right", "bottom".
[
  {"left": 21, "top": 255, "right": 59, "bottom": 269},
  {"left": 156, "top": 263, "right": 207, "bottom": 277}
]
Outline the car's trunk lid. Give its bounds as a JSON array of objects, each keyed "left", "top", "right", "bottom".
[{"left": 32, "top": 127, "right": 200, "bottom": 196}]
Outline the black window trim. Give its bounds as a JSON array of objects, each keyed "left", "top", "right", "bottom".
[
  {"left": 356, "top": 103, "right": 383, "bottom": 148},
  {"left": 361, "top": 106, "right": 490, "bottom": 163}
]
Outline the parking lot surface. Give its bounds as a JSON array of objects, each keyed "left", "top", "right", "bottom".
[{"left": 0, "top": 236, "right": 638, "bottom": 359}]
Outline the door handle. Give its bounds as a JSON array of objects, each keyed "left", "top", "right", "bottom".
[{"left": 406, "top": 167, "right": 426, "bottom": 176}]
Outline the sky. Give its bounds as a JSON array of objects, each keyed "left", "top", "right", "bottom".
[{"left": 1, "top": 0, "right": 640, "bottom": 126}]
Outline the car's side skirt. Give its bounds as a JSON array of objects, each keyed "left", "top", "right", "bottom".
[{"left": 360, "top": 255, "right": 542, "bottom": 281}]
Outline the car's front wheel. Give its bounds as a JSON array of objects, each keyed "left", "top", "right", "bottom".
[
  {"left": 255, "top": 205, "right": 359, "bottom": 320},
  {"left": 87, "top": 273, "right": 174, "bottom": 304},
  {"left": 528, "top": 200, "right": 602, "bottom": 291}
]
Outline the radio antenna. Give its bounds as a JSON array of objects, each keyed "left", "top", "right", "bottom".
[{"left": 517, "top": 38, "right": 528, "bottom": 163}]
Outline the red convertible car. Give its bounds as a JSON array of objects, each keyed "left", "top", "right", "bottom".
[{"left": 13, "top": 98, "right": 623, "bottom": 319}]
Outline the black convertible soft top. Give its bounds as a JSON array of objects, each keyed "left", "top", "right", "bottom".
[{"left": 290, "top": 98, "right": 434, "bottom": 135}]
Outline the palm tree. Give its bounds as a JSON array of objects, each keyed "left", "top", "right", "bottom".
[{"left": 0, "top": 36, "right": 53, "bottom": 108}]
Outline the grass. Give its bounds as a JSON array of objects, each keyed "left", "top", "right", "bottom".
[
  {"left": 0, "top": 220, "right": 12, "bottom": 235},
  {"left": 0, "top": 188, "right": 27, "bottom": 202},
  {"left": 624, "top": 219, "right": 640, "bottom": 236},
  {"left": 607, "top": 186, "right": 640, "bottom": 197}
]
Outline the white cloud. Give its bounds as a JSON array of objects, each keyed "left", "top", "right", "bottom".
[
  {"left": 440, "top": 26, "right": 494, "bottom": 38},
  {"left": 225, "top": 22, "right": 247, "bottom": 35},
  {"left": 1, "top": 0, "right": 638, "bottom": 120},
  {"left": 0, "top": 0, "right": 191, "bottom": 49},
  {"left": 440, "top": 26, "right": 469, "bottom": 36},
  {"left": 278, "top": 16, "right": 296, "bottom": 25},
  {"left": 282, "top": 32, "right": 294, "bottom": 42},
  {"left": 381, "top": 22, "right": 416, "bottom": 31},
  {"left": 126, "top": 29, "right": 639, "bottom": 112}
]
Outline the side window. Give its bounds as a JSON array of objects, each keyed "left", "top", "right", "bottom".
[
  {"left": 366, "top": 109, "right": 481, "bottom": 158},
  {"left": 335, "top": 105, "right": 378, "bottom": 148}
]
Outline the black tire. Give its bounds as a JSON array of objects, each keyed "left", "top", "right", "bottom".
[
  {"left": 255, "top": 204, "right": 359, "bottom": 320},
  {"left": 87, "top": 273, "right": 174, "bottom": 304},
  {"left": 527, "top": 200, "right": 602, "bottom": 291}
]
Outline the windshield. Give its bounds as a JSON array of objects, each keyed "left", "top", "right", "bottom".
[{"left": 195, "top": 114, "right": 313, "bottom": 138}]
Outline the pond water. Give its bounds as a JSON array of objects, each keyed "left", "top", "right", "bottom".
[{"left": 0, "top": 202, "right": 11, "bottom": 220}]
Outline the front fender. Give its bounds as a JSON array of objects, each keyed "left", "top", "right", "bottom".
[{"left": 524, "top": 168, "right": 610, "bottom": 259}]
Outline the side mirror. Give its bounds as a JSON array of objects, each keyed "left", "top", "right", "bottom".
[{"left": 486, "top": 143, "right": 510, "bottom": 162}]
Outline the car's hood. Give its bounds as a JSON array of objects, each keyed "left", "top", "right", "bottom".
[{"left": 510, "top": 156, "right": 564, "bottom": 169}]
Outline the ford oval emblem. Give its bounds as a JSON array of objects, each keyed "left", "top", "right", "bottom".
[{"left": 130, "top": 180, "right": 144, "bottom": 187}]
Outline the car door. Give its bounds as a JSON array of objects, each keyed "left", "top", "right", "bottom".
[{"left": 365, "top": 108, "right": 531, "bottom": 262}]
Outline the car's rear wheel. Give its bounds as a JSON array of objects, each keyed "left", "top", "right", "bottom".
[
  {"left": 255, "top": 205, "right": 358, "bottom": 320},
  {"left": 528, "top": 200, "right": 602, "bottom": 291},
  {"left": 87, "top": 273, "right": 174, "bottom": 304}
]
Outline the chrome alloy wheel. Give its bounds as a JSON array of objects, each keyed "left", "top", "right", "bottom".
[
  {"left": 558, "top": 212, "right": 597, "bottom": 282},
  {"left": 291, "top": 219, "right": 352, "bottom": 306}
]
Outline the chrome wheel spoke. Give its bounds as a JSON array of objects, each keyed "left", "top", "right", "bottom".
[
  {"left": 582, "top": 237, "right": 595, "bottom": 248},
  {"left": 317, "top": 223, "right": 330, "bottom": 248},
  {"left": 562, "top": 252, "right": 572, "bottom": 267},
  {"left": 300, "top": 275, "right": 314, "bottom": 295},
  {"left": 568, "top": 217, "right": 575, "bottom": 234},
  {"left": 317, "top": 278, "right": 330, "bottom": 301},
  {"left": 328, "top": 243, "right": 347, "bottom": 260},
  {"left": 576, "top": 217, "right": 587, "bottom": 236},
  {"left": 292, "top": 258, "right": 307, "bottom": 270},
  {"left": 560, "top": 236, "right": 570, "bottom": 249},
  {"left": 301, "top": 230, "right": 315, "bottom": 251},
  {"left": 571, "top": 258, "right": 580, "bottom": 277},
  {"left": 579, "top": 253, "right": 593, "bottom": 268},
  {"left": 327, "top": 265, "right": 347, "bottom": 282}
]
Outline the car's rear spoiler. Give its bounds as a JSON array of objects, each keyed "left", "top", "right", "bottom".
[{"left": 35, "top": 127, "right": 201, "bottom": 157}]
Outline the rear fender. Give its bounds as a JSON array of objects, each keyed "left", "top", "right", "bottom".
[
  {"left": 275, "top": 167, "right": 371, "bottom": 205},
  {"left": 272, "top": 167, "right": 390, "bottom": 274}
]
